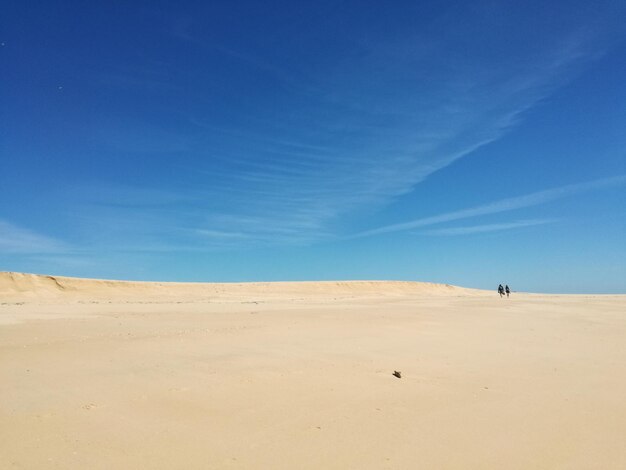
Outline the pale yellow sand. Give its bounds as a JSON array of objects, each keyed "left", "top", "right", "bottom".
[{"left": 1, "top": 272, "right": 625, "bottom": 469}]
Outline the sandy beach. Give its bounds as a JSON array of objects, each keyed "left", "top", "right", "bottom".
[{"left": 1, "top": 272, "right": 625, "bottom": 469}]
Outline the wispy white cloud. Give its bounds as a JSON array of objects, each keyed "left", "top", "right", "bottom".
[
  {"left": 177, "top": 30, "right": 618, "bottom": 244},
  {"left": 419, "top": 219, "right": 554, "bottom": 236},
  {"left": 0, "top": 220, "right": 69, "bottom": 254},
  {"left": 355, "top": 175, "right": 626, "bottom": 238},
  {"left": 69, "top": 8, "right": 626, "bottom": 249},
  {"left": 195, "top": 229, "right": 250, "bottom": 240}
]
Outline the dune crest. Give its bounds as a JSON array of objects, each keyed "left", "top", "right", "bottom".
[{"left": 0, "top": 271, "right": 481, "bottom": 303}]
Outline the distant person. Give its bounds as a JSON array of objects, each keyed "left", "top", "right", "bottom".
[
  {"left": 505, "top": 285, "right": 510, "bottom": 297},
  {"left": 498, "top": 284, "right": 504, "bottom": 297}
]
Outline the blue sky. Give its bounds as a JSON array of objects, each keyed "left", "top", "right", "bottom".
[{"left": 1, "top": 1, "right": 625, "bottom": 293}]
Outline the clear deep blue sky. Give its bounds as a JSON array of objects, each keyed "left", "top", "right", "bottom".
[{"left": 1, "top": 1, "right": 625, "bottom": 292}]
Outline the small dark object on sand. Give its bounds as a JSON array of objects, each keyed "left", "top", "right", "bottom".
[{"left": 392, "top": 371, "right": 402, "bottom": 379}]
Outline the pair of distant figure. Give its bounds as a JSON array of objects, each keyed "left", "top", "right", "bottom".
[{"left": 498, "top": 284, "right": 510, "bottom": 298}]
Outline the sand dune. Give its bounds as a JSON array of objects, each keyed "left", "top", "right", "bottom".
[
  {"left": 1, "top": 272, "right": 625, "bottom": 469},
  {"left": 0, "top": 271, "right": 483, "bottom": 303}
]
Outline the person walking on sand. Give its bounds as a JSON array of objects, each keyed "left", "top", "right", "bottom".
[
  {"left": 505, "top": 285, "right": 510, "bottom": 297},
  {"left": 498, "top": 284, "right": 504, "bottom": 297}
]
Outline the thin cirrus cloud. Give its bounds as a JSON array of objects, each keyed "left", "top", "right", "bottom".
[
  {"left": 0, "top": 220, "right": 69, "bottom": 254},
  {"left": 355, "top": 175, "right": 626, "bottom": 239},
  {"left": 178, "top": 29, "right": 617, "bottom": 244},
  {"left": 419, "top": 219, "right": 554, "bottom": 237},
  {"left": 70, "top": 8, "right": 623, "bottom": 248},
  {"left": 8, "top": 8, "right": 621, "bottom": 255}
]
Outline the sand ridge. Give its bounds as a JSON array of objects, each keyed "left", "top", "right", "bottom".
[{"left": 0, "top": 271, "right": 485, "bottom": 303}]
